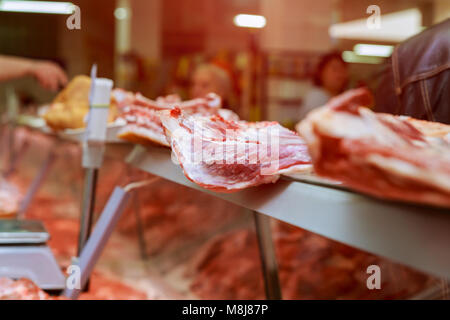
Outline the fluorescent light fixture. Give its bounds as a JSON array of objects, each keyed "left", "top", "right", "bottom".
[
  {"left": 0, "top": 0, "right": 75, "bottom": 14},
  {"left": 330, "top": 8, "right": 422, "bottom": 42},
  {"left": 354, "top": 44, "right": 394, "bottom": 57},
  {"left": 234, "top": 14, "right": 266, "bottom": 29},
  {"left": 342, "top": 51, "right": 384, "bottom": 64}
]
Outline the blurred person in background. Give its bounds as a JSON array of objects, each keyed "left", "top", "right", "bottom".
[
  {"left": 299, "top": 51, "right": 349, "bottom": 120},
  {"left": 0, "top": 55, "right": 67, "bottom": 91},
  {"left": 375, "top": 18, "right": 450, "bottom": 124},
  {"left": 190, "top": 63, "right": 233, "bottom": 108}
]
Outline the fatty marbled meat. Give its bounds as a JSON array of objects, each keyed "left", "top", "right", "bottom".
[
  {"left": 297, "top": 88, "right": 450, "bottom": 208},
  {"left": 117, "top": 91, "right": 238, "bottom": 147},
  {"left": 0, "top": 278, "right": 63, "bottom": 300},
  {"left": 188, "top": 223, "right": 433, "bottom": 300},
  {"left": 160, "top": 108, "right": 311, "bottom": 192}
]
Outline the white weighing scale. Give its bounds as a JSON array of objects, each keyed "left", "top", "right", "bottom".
[
  {"left": 0, "top": 220, "right": 66, "bottom": 293},
  {"left": 1, "top": 69, "right": 137, "bottom": 299}
]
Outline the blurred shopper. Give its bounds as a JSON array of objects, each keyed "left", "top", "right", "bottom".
[
  {"left": 299, "top": 52, "right": 349, "bottom": 120},
  {"left": 190, "top": 63, "right": 232, "bottom": 106},
  {"left": 0, "top": 55, "right": 67, "bottom": 91},
  {"left": 375, "top": 18, "right": 450, "bottom": 124}
]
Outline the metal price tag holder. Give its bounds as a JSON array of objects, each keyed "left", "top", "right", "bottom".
[
  {"left": 64, "top": 178, "right": 158, "bottom": 299},
  {"left": 75, "top": 67, "right": 113, "bottom": 288},
  {"left": 77, "top": 67, "right": 112, "bottom": 249},
  {"left": 65, "top": 186, "right": 131, "bottom": 299}
]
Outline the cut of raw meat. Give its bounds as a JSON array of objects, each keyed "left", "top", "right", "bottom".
[
  {"left": 187, "top": 224, "right": 433, "bottom": 300},
  {"left": 115, "top": 90, "right": 223, "bottom": 112},
  {"left": 160, "top": 109, "right": 312, "bottom": 192},
  {"left": 118, "top": 105, "right": 170, "bottom": 147},
  {"left": 188, "top": 230, "right": 264, "bottom": 300},
  {"left": 0, "top": 278, "right": 62, "bottom": 300},
  {"left": 402, "top": 117, "right": 450, "bottom": 141},
  {"left": 0, "top": 180, "right": 21, "bottom": 219},
  {"left": 0, "top": 275, "right": 148, "bottom": 300},
  {"left": 116, "top": 92, "right": 239, "bottom": 147},
  {"left": 297, "top": 88, "right": 450, "bottom": 208}
]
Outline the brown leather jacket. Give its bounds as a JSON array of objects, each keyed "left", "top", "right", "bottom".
[{"left": 375, "top": 18, "right": 450, "bottom": 124}]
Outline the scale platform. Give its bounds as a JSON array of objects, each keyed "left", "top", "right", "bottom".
[{"left": 0, "top": 220, "right": 66, "bottom": 291}]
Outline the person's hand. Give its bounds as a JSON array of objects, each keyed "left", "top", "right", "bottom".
[{"left": 28, "top": 61, "right": 68, "bottom": 91}]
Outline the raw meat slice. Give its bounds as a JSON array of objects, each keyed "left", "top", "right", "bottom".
[
  {"left": 297, "top": 88, "right": 450, "bottom": 208},
  {"left": 401, "top": 117, "right": 450, "bottom": 141},
  {"left": 118, "top": 105, "right": 170, "bottom": 146},
  {"left": 0, "top": 180, "right": 21, "bottom": 219},
  {"left": 187, "top": 230, "right": 265, "bottom": 300},
  {"left": 160, "top": 109, "right": 312, "bottom": 192},
  {"left": 188, "top": 225, "right": 433, "bottom": 300},
  {"left": 117, "top": 92, "right": 238, "bottom": 147},
  {"left": 0, "top": 278, "right": 62, "bottom": 300},
  {"left": 115, "top": 90, "right": 222, "bottom": 112},
  {"left": 0, "top": 275, "right": 148, "bottom": 300}
]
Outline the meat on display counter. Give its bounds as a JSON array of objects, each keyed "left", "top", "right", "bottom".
[
  {"left": 126, "top": 144, "right": 450, "bottom": 282},
  {"left": 4, "top": 118, "right": 450, "bottom": 299}
]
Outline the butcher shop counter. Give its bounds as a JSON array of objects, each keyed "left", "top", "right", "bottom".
[
  {"left": 6, "top": 115, "right": 449, "bottom": 299},
  {"left": 6, "top": 116, "right": 134, "bottom": 216},
  {"left": 126, "top": 144, "right": 450, "bottom": 282}
]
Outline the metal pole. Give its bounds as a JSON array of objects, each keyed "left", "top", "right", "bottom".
[
  {"left": 64, "top": 187, "right": 131, "bottom": 300},
  {"left": 76, "top": 167, "right": 98, "bottom": 292},
  {"left": 253, "top": 211, "right": 282, "bottom": 300},
  {"left": 77, "top": 168, "right": 98, "bottom": 256},
  {"left": 75, "top": 71, "right": 113, "bottom": 292}
]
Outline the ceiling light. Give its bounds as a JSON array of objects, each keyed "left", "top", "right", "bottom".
[
  {"left": 354, "top": 44, "right": 394, "bottom": 57},
  {"left": 342, "top": 51, "right": 384, "bottom": 64},
  {"left": 0, "top": 0, "right": 75, "bottom": 15},
  {"left": 234, "top": 14, "right": 266, "bottom": 29}
]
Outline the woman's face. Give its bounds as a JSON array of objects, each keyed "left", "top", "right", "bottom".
[
  {"left": 321, "top": 58, "right": 349, "bottom": 95},
  {"left": 190, "top": 69, "right": 220, "bottom": 99}
]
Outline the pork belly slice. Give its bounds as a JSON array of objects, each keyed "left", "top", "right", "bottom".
[
  {"left": 161, "top": 109, "right": 311, "bottom": 192},
  {"left": 116, "top": 91, "right": 239, "bottom": 147},
  {"left": 297, "top": 88, "right": 450, "bottom": 208},
  {"left": 117, "top": 105, "right": 170, "bottom": 147}
]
